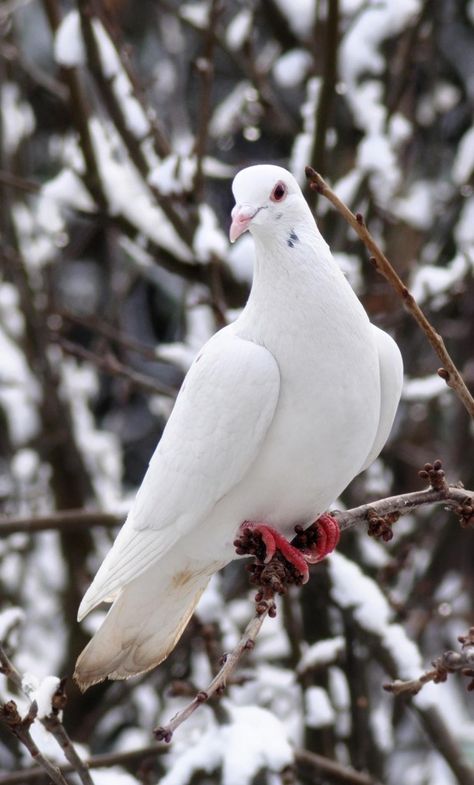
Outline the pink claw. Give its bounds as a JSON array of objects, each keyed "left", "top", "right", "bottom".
[
  {"left": 238, "top": 515, "right": 340, "bottom": 584},
  {"left": 300, "top": 514, "right": 340, "bottom": 564}
]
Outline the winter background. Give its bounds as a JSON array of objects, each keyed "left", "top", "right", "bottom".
[{"left": 0, "top": 0, "right": 473, "bottom": 783}]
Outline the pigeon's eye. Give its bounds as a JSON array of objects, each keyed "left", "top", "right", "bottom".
[{"left": 270, "top": 182, "right": 287, "bottom": 202}]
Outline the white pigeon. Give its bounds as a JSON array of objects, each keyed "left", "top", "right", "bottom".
[{"left": 74, "top": 164, "right": 403, "bottom": 689}]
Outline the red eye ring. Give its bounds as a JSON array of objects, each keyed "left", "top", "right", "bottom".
[{"left": 270, "top": 181, "right": 287, "bottom": 202}]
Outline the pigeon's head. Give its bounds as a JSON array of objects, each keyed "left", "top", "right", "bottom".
[{"left": 229, "top": 165, "right": 310, "bottom": 243}]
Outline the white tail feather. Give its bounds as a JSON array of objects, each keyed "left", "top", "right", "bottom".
[{"left": 74, "top": 558, "right": 213, "bottom": 690}]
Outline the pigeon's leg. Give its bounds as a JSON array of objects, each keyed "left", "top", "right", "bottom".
[{"left": 234, "top": 515, "right": 340, "bottom": 585}]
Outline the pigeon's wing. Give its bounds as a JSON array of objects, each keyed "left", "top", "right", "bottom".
[
  {"left": 78, "top": 327, "right": 280, "bottom": 619},
  {"left": 360, "top": 325, "right": 403, "bottom": 471}
]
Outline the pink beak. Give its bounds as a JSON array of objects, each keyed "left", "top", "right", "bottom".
[{"left": 229, "top": 204, "right": 257, "bottom": 243}]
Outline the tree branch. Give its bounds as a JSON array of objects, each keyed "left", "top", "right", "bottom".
[
  {"left": 0, "top": 646, "right": 94, "bottom": 785},
  {"left": 295, "top": 747, "right": 383, "bottom": 785},
  {"left": 384, "top": 627, "right": 474, "bottom": 696},
  {"left": 0, "top": 701, "right": 69, "bottom": 785},
  {"left": 334, "top": 484, "right": 474, "bottom": 533},
  {"left": 154, "top": 597, "right": 275, "bottom": 743},
  {"left": 0, "top": 509, "right": 121, "bottom": 536},
  {"left": 0, "top": 744, "right": 167, "bottom": 784},
  {"left": 54, "top": 335, "right": 177, "bottom": 398},
  {"left": 305, "top": 166, "right": 474, "bottom": 419}
]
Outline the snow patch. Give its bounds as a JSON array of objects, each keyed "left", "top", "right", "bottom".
[
  {"left": 305, "top": 686, "right": 336, "bottom": 727},
  {"left": 0, "top": 607, "right": 25, "bottom": 640},
  {"left": 193, "top": 205, "right": 228, "bottom": 262},
  {"left": 297, "top": 637, "right": 345, "bottom": 674},
  {"left": 273, "top": 49, "right": 312, "bottom": 88},
  {"left": 226, "top": 10, "right": 252, "bottom": 50}
]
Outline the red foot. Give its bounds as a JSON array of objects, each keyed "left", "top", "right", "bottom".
[{"left": 237, "top": 515, "right": 340, "bottom": 585}]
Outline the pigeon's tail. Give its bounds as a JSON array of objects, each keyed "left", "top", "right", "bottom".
[{"left": 74, "top": 558, "right": 214, "bottom": 691}]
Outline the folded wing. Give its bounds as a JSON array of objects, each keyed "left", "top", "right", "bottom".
[
  {"left": 360, "top": 325, "right": 403, "bottom": 471},
  {"left": 78, "top": 327, "right": 280, "bottom": 619}
]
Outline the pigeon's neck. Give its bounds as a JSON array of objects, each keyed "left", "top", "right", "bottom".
[{"left": 236, "top": 219, "right": 366, "bottom": 342}]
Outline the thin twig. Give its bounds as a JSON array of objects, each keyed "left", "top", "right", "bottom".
[
  {"left": 0, "top": 702, "right": 68, "bottom": 785},
  {"left": 384, "top": 627, "right": 474, "bottom": 696},
  {"left": 305, "top": 166, "right": 474, "bottom": 419},
  {"left": 153, "top": 598, "right": 274, "bottom": 742},
  {"left": 0, "top": 744, "right": 165, "bottom": 784},
  {"left": 295, "top": 747, "right": 383, "bottom": 785},
  {"left": 0, "top": 509, "right": 121, "bottom": 535},
  {"left": 334, "top": 484, "right": 474, "bottom": 532},
  {"left": 58, "top": 310, "right": 161, "bottom": 361},
  {"left": 0, "top": 646, "right": 94, "bottom": 785},
  {"left": 54, "top": 335, "right": 177, "bottom": 398}
]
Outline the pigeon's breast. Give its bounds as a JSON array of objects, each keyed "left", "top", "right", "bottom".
[{"left": 233, "top": 300, "right": 381, "bottom": 536}]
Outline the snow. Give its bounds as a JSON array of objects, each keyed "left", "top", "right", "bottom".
[
  {"left": 328, "top": 552, "right": 391, "bottom": 634},
  {"left": 193, "top": 204, "right": 228, "bottom": 262},
  {"left": 41, "top": 169, "right": 95, "bottom": 213},
  {"left": 1, "top": 82, "right": 35, "bottom": 155},
  {"left": 88, "top": 118, "right": 193, "bottom": 261},
  {"left": 55, "top": 12, "right": 149, "bottom": 138},
  {"left": 11, "top": 449, "right": 39, "bottom": 483},
  {"left": 273, "top": 49, "right": 312, "bottom": 89},
  {"left": 357, "top": 131, "right": 400, "bottom": 206},
  {"left": 180, "top": 2, "right": 209, "bottom": 29},
  {"left": 0, "top": 322, "right": 40, "bottom": 445},
  {"left": 150, "top": 154, "right": 196, "bottom": 195},
  {"left": 410, "top": 254, "right": 470, "bottom": 305},
  {"left": 60, "top": 360, "right": 122, "bottom": 508},
  {"left": 393, "top": 181, "right": 434, "bottom": 230},
  {"left": 54, "top": 11, "right": 120, "bottom": 77},
  {"left": 226, "top": 9, "right": 252, "bottom": 50},
  {"left": 0, "top": 607, "right": 25, "bottom": 639},
  {"left": 112, "top": 73, "right": 150, "bottom": 138},
  {"left": 455, "top": 197, "right": 474, "bottom": 252},
  {"left": 210, "top": 82, "right": 258, "bottom": 137},
  {"left": 33, "top": 675, "right": 61, "bottom": 719},
  {"left": 340, "top": 0, "right": 420, "bottom": 89},
  {"left": 297, "top": 636, "right": 345, "bottom": 674},
  {"left": 54, "top": 11, "right": 85, "bottom": 67},
  {"left": 91, "top": 769, "right": 139, "bottom": 785},
  {"left": 402, "top": 374, "right": 448, "bottom": 402},
  {"left": 452, "top": 127, "right": 474, "bottom": 185},
  {"left": 272, "top": 0, "right": 316, "bottom": 39},
  {"left": 160, "top": 705, "right": 293, "bottom": 785},
  {"left": 305, "top": 686, "right": 336, "bottom": 728}
]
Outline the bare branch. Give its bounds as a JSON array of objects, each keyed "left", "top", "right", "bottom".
[
  {"left": 384, "top": 627, "right": 474, "bottom": 696},
  {"left": 0, "top": 646, "right": 94, "bottom": 785},
  {"left": 334, "top": 484, "right": 474, "bottom": 533},
  {"left": 54, "top": 335, "right": 177, "bottom": 398},
  {"left": 305, "top": 166, "right": 474, "bottom": 419},
  {"left": 0, "top": 509, "right": 121, "bottom": 536},
  {"left": 295, "top": 747, "right": 383, "bottom": 785},
  {"left": 154, "top": 597, "right": 274, "bottom": 743},
  {"left": 0, "top": 744, "right": 166, "bottom": 784}
]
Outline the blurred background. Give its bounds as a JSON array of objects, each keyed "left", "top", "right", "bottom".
[{"left": 0, "top": 0, "right": 473, "bottom": 783}]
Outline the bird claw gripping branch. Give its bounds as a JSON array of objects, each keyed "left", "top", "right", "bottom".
[{"left": 234, "top": 515, "right": 340, "bottom": 595}]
